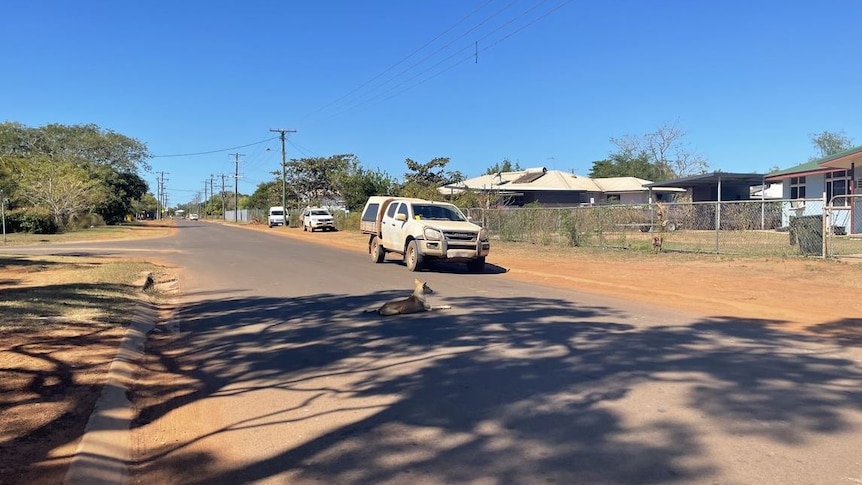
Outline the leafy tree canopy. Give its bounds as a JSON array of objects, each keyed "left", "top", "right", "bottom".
[
  {"left": 588, "top": 151, "right": 668, "bottom": 180},
  {"left": 0, "top": 122, "right": 151, "bottom": 229},
  {"left": 810, "top": 130, "right": 854, "bottom": 159},
  {"left": 0, "top": 122, "right": 150, "bottom": 172},
  {"left": 607, "top": 121, "right": 708, "bottom": 180},
  {"left": 484, "top": 158, "right": 522, "bottom": 175},
  {"left": 286, "top": 154, "right": 356, "bottom": 205},
  {"left": 403, "top": 157, "right": 463, "bottom": 187},
  {"left": 247, "top": 181, "right": 289, "bottom": 210},
  {"left": 336, "top": 166, "right": 395, "bottom": 211}
]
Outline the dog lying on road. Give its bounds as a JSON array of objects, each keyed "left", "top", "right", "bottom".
[{"left": 371, "top": 279, "right": 451, "bottom": 316}]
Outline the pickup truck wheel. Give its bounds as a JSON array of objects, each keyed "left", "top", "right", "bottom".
[
  {"left": 466, "top": 257, "right": 485, "bottom": 273},
  {"left": 370, "top": 236, "right": 385, "bottom": 263},
  {"left": 405, "top": 240, "right": 423, "bottom": 272},
  {"left": 303, "top": 224, "right": 307, "bottom": 232}
]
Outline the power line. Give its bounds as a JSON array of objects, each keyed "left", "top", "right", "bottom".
[
  {"left": 296, "top": 0, "right": 500, "bottom": 125},
  {"left": 152, "top": 137, "right": 277, "bottom": 158},
  {"left": 310, "top": 0, "right": 572, "bottom": 123},
  {"left": 150, "top": 1, "right": 571, "bottom": 165}
]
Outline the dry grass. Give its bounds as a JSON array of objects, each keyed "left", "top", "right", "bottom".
[
  {"left": 0, "top": 221, "right": 174, "bottom": 246},
  {"left": 0, "top": 255, "right": 163, "bottom": 329},
  {"left": 0, "top": 242, "right": 175, "bottom": 484}
]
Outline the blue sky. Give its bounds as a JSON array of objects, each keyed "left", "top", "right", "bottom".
[{"left": 3, "top": 0, "right": 861, "bottom": 205}]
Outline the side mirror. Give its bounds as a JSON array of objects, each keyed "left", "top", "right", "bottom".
[{"left": 394, "top": 213, "right": 407, "bottom": 222}]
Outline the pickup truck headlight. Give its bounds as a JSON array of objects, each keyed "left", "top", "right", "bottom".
[
  {"left": 424, "top": 227, "right": 442, "bottom": 240},
  {"left": 478, "top": 228, "right": 489, "bottom": 241}
]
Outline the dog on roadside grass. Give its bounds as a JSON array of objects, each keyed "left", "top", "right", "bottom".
[
  {"left": 369, "top": 279, "right": 451, "bottom": 316},
  {"left": 652, "top": 235, "right": 663, "bottom": 253}
]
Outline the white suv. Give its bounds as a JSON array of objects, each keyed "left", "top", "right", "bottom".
[{"left": 301, "top": 207, "right": 336, "bottom": 232}]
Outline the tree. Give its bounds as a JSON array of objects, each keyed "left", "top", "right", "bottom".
[
  {"left": 285, "top": 154, "right": 356, "bottom": 205},
  {"left": 0, "top": 122, "right": 151, "bottom": 228},
  {"left": 403, "top": 157, "right": 463, "bottom": 187},
  {"left": 810, "top": 131, "right": 854, "bottom": 159},
  {"left": 399, "top": 157, "right": 464, "bottom": 201},
  {"left": 609, "top": 121, "right": 708, "bottom": 179},
  {"left": 17, "top": 157, "right": 105, "bottom": 228},
  {"left": 484, "top": 158, "right": 522, "bottom": 175},
  {"left": 92, "top": 167, "right": 148, "bottom": 224},
  {"left": 247, "top": 181, "right": 286, "bottom": 210},
  {"left": 335, "top": 166, "right": 395, "bottom": 211},
  {"left": 132, "top": 192, "right": 159, "bottom": 219},
  {"left": 588, "top": 151, "right": 667, "bottom": 180}
]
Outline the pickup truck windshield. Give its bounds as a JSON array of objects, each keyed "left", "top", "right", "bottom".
[{"left": 411, "top": 204, "right": 466, "bottom": 221}]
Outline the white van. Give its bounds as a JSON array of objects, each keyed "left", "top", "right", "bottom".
[{"left": 268, "top": 206, "right": 287, "bottom": 227}]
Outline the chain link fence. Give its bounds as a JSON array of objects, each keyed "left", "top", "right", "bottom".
[
  {"left": 826, "top": 193, "right": 862, "bottom": 259},
  {"left": 465, "top": 198, "right": 850, "bottom": 257}
]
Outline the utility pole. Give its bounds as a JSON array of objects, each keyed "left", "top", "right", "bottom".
[
  {"left": 1, "top": 190, "right": 6, "bottom": 244},
  {"left": 203, "top": 180, "right": 209, "bottom": 218},
  {"left": 155, "top": 171, "right": 169, "bottom": 220},
  {"left": 230, "top": 153, "right": 244, "bottom": 222},
  {"left": 154, "top": 178, "right": 160, "bottom": 220},
  {"left": 210, "top": 175, "right": 215, "bottom": 220},
  {"left": 220, "top": 174, "right": 227, "bottom": 219},
  {"left": 270, "top": 128, "right": 296, "bottom": 227}
]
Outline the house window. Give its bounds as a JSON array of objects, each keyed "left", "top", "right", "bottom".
[
  {"left": 605, "top": 195, "right": 621, "bottom": 204},
  {"left": 826, "top": 170, "right": 849, "bottom": 206},
  {"left": 790, "top": 176, "right": 806, "bottom": 199}
]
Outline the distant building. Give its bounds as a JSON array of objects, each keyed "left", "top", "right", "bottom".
[{"left": 441, "top": 167, "right": 683, "bottom": 207}]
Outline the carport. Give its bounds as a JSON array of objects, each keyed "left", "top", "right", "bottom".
[{"left": 645, "top": 172, "right": 766, "bottom": 203}]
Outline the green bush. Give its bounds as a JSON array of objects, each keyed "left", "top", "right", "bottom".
[
  {"left": 561, "top": 209, "right": 584, "bottom": 247},
  {"left": 66, "top": 213, "right": 105, "bottom": 231},
  {"left": 8, "top": 207, "right": 59, "bottom": 234},
  {"left": 335, "top": 210, "right": 360, "bottom": 231}
]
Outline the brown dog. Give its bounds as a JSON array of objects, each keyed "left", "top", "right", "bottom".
[
  {"left": 374, "top": 279, "right": 451, "bottom": 316},
  {"left": 652, "top": 235, "right": 663, "bottom": 253}
]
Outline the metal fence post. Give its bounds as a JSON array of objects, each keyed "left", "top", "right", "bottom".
[
  {"left": 821, "top": 192, "right": 827, "bottom": 259},
  {"left": 714, "top": 200, "right": 720, "bottom": 253}
]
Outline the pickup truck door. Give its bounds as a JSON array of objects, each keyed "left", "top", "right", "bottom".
[{"left": 383, "top": 202, "right": 409, "bottom": 252}]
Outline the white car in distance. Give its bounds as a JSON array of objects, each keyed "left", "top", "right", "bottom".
[{"left": 301, "top": 207, "right": 336, "bottom": 232}]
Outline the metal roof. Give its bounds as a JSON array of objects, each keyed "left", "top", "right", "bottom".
[{"left": 644, "top": 172, "right": 765, "bottom": 188}]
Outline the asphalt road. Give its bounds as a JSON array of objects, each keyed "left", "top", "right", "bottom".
[{"left": 7, "top": 221, "right": 862, "bottom": 484}]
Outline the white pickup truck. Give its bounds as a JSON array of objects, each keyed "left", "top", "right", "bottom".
[{"left": 359, "top": 196, "right": 490, "bottom": 272}]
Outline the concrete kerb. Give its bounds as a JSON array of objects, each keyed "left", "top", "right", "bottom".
[{"left": 63, "top": 273, "right": 158, "bottom": 485}]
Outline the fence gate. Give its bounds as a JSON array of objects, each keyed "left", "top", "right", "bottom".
[{"left": 826, "top": 193, "right": 862, "bottom": 259}]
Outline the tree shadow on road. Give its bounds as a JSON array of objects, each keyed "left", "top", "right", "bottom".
[{"left": 129, "top": 291, "right": 862, "bottom": 485}]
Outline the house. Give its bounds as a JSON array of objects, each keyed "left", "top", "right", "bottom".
[
  {"left": 765, "top": 145, "right": 862, "bottom": 234},
  {"left": 441, "top": 167, "right": 682, "bottom": 207}
]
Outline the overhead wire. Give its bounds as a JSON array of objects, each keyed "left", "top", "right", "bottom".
[
  {"left": 313, "top": 0, "right": 571, "bottom": 122},
  {"left": 151, "top": 136, "right": 278, "bottom": 158},
  {"left": 295, "top": 0, "right": 500, "bottom": 125},
  {"left": 309, "top": 0, "right": 522, "bottom": 120},
  {"left": 150, "top": 0, "right": 573, "bottom": 199}
]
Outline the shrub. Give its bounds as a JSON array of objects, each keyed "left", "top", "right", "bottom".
[
  {"left": 561, "top": 209, "right": 584, "bottom": 247},
  {"left": 66, "top": 213, "right": 105, "bottom": 230},
  {"left": 8, "top": 207, "right": 59, "bottom": 234}
]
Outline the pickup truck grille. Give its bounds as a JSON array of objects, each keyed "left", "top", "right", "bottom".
[{"left": 443, "top": 231, "right": 478, "bottom": 244}]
